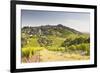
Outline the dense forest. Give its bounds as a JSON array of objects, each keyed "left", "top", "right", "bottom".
[{"left": 21, "top": 24, "right": 90, "bottom": 63}]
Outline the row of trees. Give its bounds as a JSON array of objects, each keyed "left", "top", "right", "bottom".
[{"left": 61, "top": 36, "right": 90, "bottom": 47}]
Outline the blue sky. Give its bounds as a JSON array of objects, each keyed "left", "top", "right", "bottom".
[{"left": 21, "top": 10, "right": 90, "bottom": 32}]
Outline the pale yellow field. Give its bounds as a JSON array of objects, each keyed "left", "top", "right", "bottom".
[
  {"left": 22, "top": 49, "right": 90, "bottom": 63},
  {"left": 39, "top": 49, "right": 89, "bottom": 62}
]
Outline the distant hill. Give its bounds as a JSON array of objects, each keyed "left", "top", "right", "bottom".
[{"left": 21, "top": 24, "right": 82, "bottom": 37}]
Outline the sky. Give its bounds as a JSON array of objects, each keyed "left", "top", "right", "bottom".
[{"left": 21, "top": 10, "right": 90, "bottom": 32}]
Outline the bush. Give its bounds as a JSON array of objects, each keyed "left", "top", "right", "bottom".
[
  {"left": 75, "top": 43, "right": 90, "bottom": 55},
  {"left": 61, "top": 36, "right": 90, "bottom": 47},
  {"left": 61, "top": 38, "right": 72, "bottom": 47},
  {"left": 21, "top": 37, "right": 27, "bottom": 48},
  {"left": 47, "top": 46, "right": 65, "bottom": 52},
  {"left": 38, "top": 36, "right": 53, "bottom": 47},
  {"left": 22, "top": 47, "right": 45, "bottom": 58},
  {"left": 47, "top": 46, "right": 58, "bottom": 51},
  {"left": 58, "top": 47, "right": 65, "bottom": 52},
  {"left": 68, "top": 45, "right": 76, "bottom": 51},
  {"left": 22, "top": 48, "right": 30, "bottom": 58}
]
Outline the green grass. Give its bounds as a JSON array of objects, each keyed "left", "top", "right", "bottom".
[
  {"left": 25, "top": 37, "right": 40, "bottom": 47},
  {"left": 47, "top": 35, "right": 66, "bottom": 47}
]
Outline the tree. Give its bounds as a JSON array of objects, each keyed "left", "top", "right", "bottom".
[
  {"left": 61, "top": 38, "right": 72, "bottom": 47},
  {"left": 37, "top": 36, "right": 53, "bottom": 47},
  {"left": 69, "top": 37, "right": 85, "bottom": 45}
]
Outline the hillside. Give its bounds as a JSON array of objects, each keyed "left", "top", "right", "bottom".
[
  {"left": 21, "top": 24, "right": 82, "bottom": 37},
  {"left": 21, "top": 24, "right": 90, "bottom": 63}
]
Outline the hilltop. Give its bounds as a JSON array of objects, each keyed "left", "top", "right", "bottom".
[{"left": 21, "top": 24, "right": 82, "bottom": 37}]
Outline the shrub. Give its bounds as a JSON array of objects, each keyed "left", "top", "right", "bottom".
[
  {"left": 22, "top": 47, "right": 45, "bottom": 58},
  {"left": 61, "top": 36, "right": 90, "bottom": 47},
  {"left": 38, "top": 36, "right": 53, "bottom": 47},
  {"left": 22, "top": 48, "right": 30, "bottom": 58},
  {"left": 47, "top": 46, "right": 65, "bottom": 52},
  {"left": 58, "top": 47, "right": 65, "bottom": 52},
  {"left": 68, "top": 45, "right": 76, "bottom": 51},
  {"left": 75, "top": 43, "right": 90, "bottom": 55}
]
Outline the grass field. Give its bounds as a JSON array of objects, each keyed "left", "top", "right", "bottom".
[{"left": 22, "top": 48, "right": 90, "bottom": 63}]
